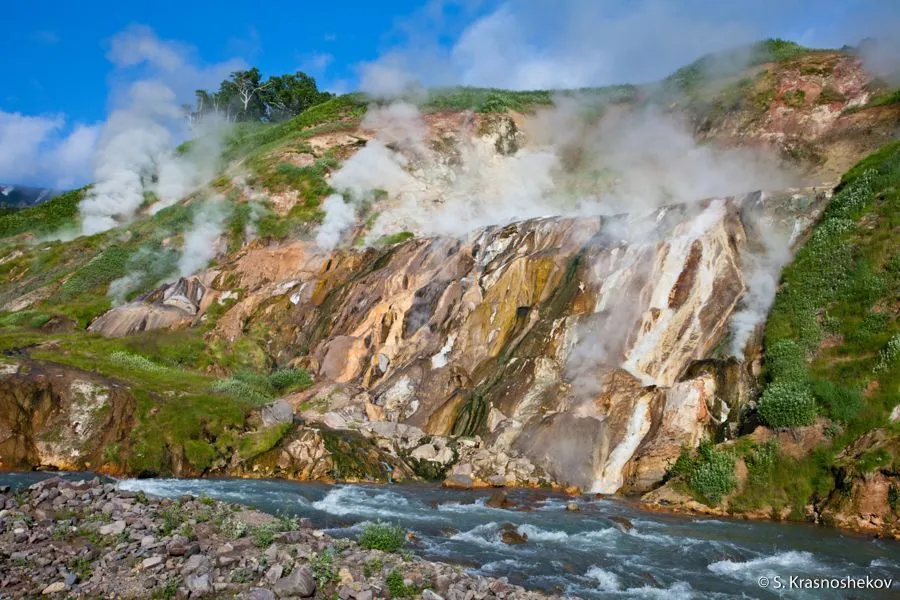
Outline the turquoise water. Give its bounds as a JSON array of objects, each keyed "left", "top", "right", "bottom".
[{"left": 3, "top": 473, "right": 898, "bottom": 599}]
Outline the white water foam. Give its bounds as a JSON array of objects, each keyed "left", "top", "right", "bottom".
[
  {"left": 517, "top": 524, "right": 571, "bottom": 543},
  {"left": 436, "top": 498, "right": 490, "bottom": 513},
  {"left": 451, "top": 522, "right": 506, "bottom": 548},
  {"left": 708, "top": 550, "right": 821, "bottom": 584},
  {"left": 477, "top": 558, "right": 533, "bottom": 574},
  {"left": 312, "top": 486, "right": 443, "bottom": 522},
  {"left": 621, "top": 581, "right": 695, "bottom": 599},
  {"left": 584, "top": 566, "right": 622, "bottom": 591}
]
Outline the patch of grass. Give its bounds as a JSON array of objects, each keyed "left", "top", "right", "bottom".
[
  {"left": 357, "top": 521, "right": 406, "bottom": 553},
  {"left": 214, "top": 367, "right": 313, "bottom": 404},
  {"left": 110, "top": 350, "right": 169, "bottom": 373},
  {"left": 222, "top": 95, "right": 367, "bottom": 163},
  {"left": 817, "top": 85, "right": 846, "bottom": 104},
  {"left": 783, "top": 89, "right": 806, "bottom": 107},
  {"left": 374, "top": 231, "right": 414, "bottom": 246},
  {"left": 867, "top": 88, "right": 900, "bottom": 109}
]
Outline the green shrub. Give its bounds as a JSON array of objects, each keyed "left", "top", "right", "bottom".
[
  {"left": 386, "top": 569, "right": 416, "bottom": 598},
  {"left": 110, "top": 351, "right": 168, "bottom": 373},
  {"left": 212, "top": 378, "right": 270, "bottom": 405},
  {"left": 212, "top": 504, "right": 247, "bottom": 539},
  {"left": 688, "top": 443, "right": 736, "bottom": 505},
  {"left": 310, "top": 547, "right": 338, "bottom": 587},
  {"left": 766, "top": 339, "right": 808, "bottom": 382},
  {"left": 759, "top": 380, "right": 817, "bottom": 428},
  {"left": 667, "top": 446, "right": 696, "bottom": 480},
  {"left": 269, "top": 368, "right": 313, "bottom": 393},
  {"left": 250, "top": 521, "right": 279, "bottom": 548},
  {"left": 874, "top": 334, "right": 900, "bottom": 373},
  {"left": 745, "top": 440, "right": 779, "bottom": 487},
  {"left": 357, "top": 521, "right": 406, "bottom": 553}
]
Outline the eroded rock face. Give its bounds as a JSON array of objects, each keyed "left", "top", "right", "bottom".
[
  {"left": 88, "top": 277, "right": 206, "bottom": 337},
  {"left": 85, "top": 187, "right": 823, "bottom": 491},
  {"left": 163, "top": 191, "right": 812, "bottom": 492},
  {"left": 0, "top": 361, "right": 135, "bottom": 470},
  {"left": 818, "top": 429, "right": 900, "bottom": 536}
]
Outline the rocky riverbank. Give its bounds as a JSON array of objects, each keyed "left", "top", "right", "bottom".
[{"left": 0, "top": 477, "right": 571, "bottom": 599}]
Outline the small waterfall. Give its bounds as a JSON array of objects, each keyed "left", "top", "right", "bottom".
[{"left": 381, "top": 461, "right": 394, "bottom": 484}]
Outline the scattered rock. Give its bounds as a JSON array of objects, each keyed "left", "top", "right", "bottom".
[
  {"left": 499, "top": 523, "right": 528, "bottom": 545},
  {"left": 245, "top": 589, "right": 277, "bottom": 600},
  {"left": 486, "top": 490, "right": 516, "bottom": 510},
  {"left": 99, "top": 520, "right": 126, "bottom": 536},
  {"left": 609, "top": 516, "right": 634, "bottom": 532},
  {"left": 273, "top": 565, "right": 316, "bottom": 598},
  {"left": 0, "top": 478, "right": 565, "bottom": 600},
  {"left": 41, "top": 582, "right": 67, "bottom": 595},
  {"left": 566, "top": 502, "right": 580, "bottom": 512},
  {"left": 187, "top": 572, "right": 212, "bottom": 596}
]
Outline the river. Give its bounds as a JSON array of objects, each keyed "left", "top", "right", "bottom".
[{"left": 2, "top": 473, "right": 898, "bottom": 599}]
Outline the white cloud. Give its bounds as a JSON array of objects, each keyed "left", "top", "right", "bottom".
[
  {"left": 0, "top": 111, "right": 98, "bottom": 187},
  {"left": 450, "top": 0, "right": 753, "bottom": 89},
  {"left": 359, "top": 0, "right": 899, "bottom": 91}
]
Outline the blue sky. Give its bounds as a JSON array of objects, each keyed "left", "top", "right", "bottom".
[{"left": 1, "top": 0, "right": 896, "bottom": 187}]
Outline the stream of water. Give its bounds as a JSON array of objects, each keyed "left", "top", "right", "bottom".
[{"left": 3, "top": 473, "right": 898, "bottom": 599}]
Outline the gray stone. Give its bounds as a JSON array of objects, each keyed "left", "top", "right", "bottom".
[
  {"left": 354, "top": 590, "right": 373, "bottom": 600},
  {"left": 423, "top": 591, "right": 445, "bottom": 600},
  {"left": 273, "top": 565, "right": 316, "bottom": 598},
  {"left": 245, "top": 589, "right": 277, "bottom": 600},
  {"left": 167, "top": 536, "right": 191, "bottom": 556},
  {"left": 187, "top": 572, "right": 212, "bottom": 596},
  {"left": 99, "top": 520, "right": 126, "bottom": 536},
  {"left": 261, "top": 400, "right": 294, "bottom": 426},
  {"left": 182, "top": 553, "right": 211, "bottom": 575},
  {"left": 142, "top": 555, "right": 163, "bottom": 569},
  {"left": 265, "top": 564, "right": 283, "bottom": 584}
]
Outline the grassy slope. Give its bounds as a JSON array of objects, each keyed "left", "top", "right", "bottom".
[{"left": 674, "top": 141, "right": 900, "bottom": 516}]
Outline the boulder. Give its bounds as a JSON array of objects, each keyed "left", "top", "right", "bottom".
[
  {"left": 99, "top": 520, "right": 126, "bottom": 536},
  {"left": 42, "top": 582, "right": 67, "bottom": 595},
  {"left": 499, "top": 523, "right": 527, "bottom": 545},
  {"left": 261, "top": 400, "right": 294, "bottom": 427},
  {"left": 187, "top": 572, "right": 212, "bottom": 596},
  {"left": 273, "top": 565, "right": 316, "bottom": 598}
]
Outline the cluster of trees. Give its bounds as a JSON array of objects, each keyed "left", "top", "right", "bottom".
[{"left": 187, "top": 68, "right": 333, "bottom": 125}]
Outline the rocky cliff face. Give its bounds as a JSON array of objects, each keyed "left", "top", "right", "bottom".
[
  {"left": 86, "top": 187, "right": 823, "bottom": 492},
  {"left": 0, "top": 360, "right": 135, "bottom": 471}
]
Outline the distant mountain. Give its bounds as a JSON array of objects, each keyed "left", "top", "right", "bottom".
[{"left": 0, "top": 184, "right": 58, "bottom": 209}]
